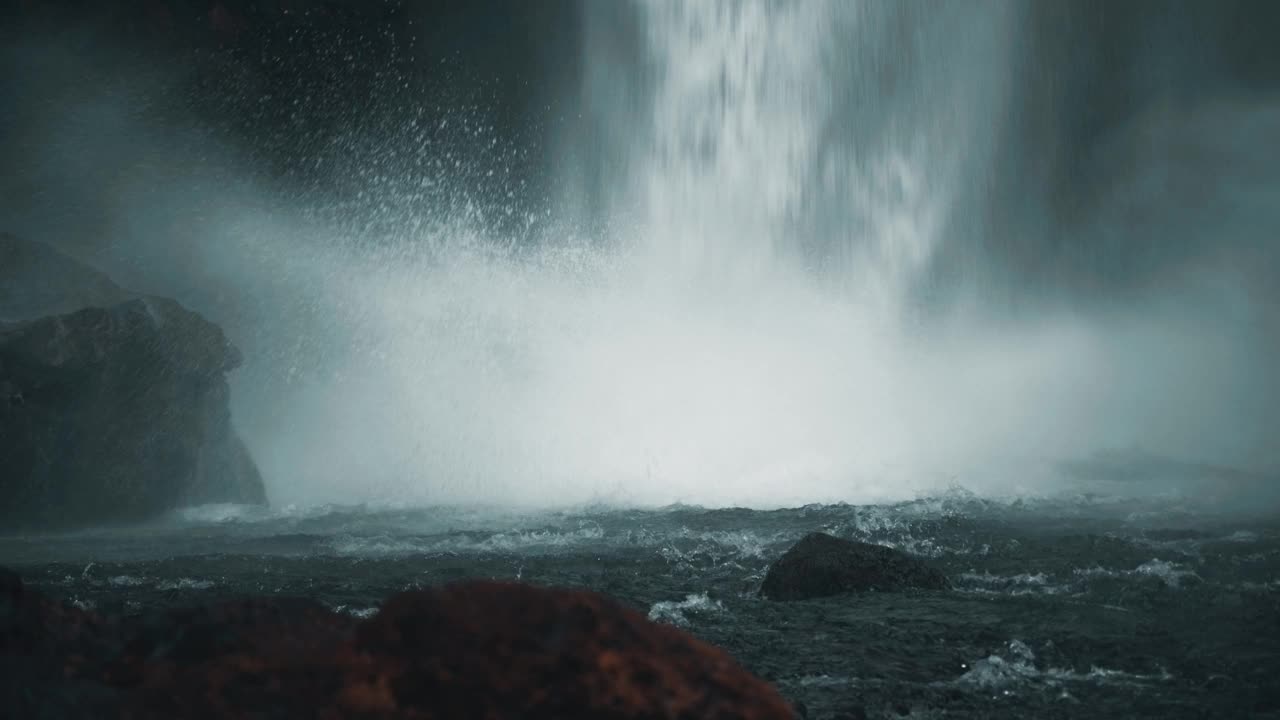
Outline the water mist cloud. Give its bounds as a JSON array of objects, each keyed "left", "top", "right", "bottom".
[{"left": 2, "top": 4, "right": 1276, "bottom": 513}]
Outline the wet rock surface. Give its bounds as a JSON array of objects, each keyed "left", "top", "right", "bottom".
[
  {"left": 0, "top": 567, "right": 797, "bottom": 719},
  {"left": 0, "top": 234, "right": 264, "bottom": 530},
  {"left": 760, "top": 532, "right": 950, "bottom": 601}
]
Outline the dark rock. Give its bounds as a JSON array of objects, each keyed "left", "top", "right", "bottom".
[
  {"left": 0, "top": 566, "right": 123, "bottom": 718},
  {"left": 0, "top": 568, "right": 797, "bottom": 719},
  {"left": 0, "top": 232, "right": 133, "bottom": 322},
  {"left": 346, "top": 581, "right": 796, "bottom": 719},
  {"left": 0, "top": 295, "right": 265, "bottom": 530},
  {"left": 760, "top": 532, "right": 950, "bottom": 601},
  {"left": 0, "top": 233, "right": 264, "bottom": 529}
]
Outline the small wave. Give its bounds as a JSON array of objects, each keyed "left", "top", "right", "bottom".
[
  {"left": 330, "top": 604, "right": 380, "bottom": 619},
  {"left": 792, "top": 674, "right": 859, "bottom": 688},
  {"left": 78, "top": 574, "right": 219, "bottom": 593},
  {"left": 656, "top": 528, "right": 787, "bottom": 568},
  {"left": 471, "top": 526, "right": 606, "bottom": 553},
  {"left": 957, "top": 639, "right": 1172, "bottom": 692},
  {"left": 958, "top": 640, "right": 1039, "bottom": 689},
  {"left": 171, "top": 503, "right": 272, "bottom": 524},
  {"left": 1133, "top": 559, "right": 1200, "bottom": 587},
  {"left": 1233, "top": 551, "right": 1277, "bottom": 564},
  {"left": 324, "top": 534, "right": 441, "bottom": 557},
  {"left": 1075, "top": 559, "right": 1200, "bottom": 588},
  {"left": 1233, "top": 579, "right": 1280, "bottom": 592},
  {"left": 320, "top": 522, "right": 786, "bottom": 561},
  {"left": 956, "top": 571, "right": 1072, "bottom": 596},
  {"left": 108, "top": 575, "right": 147, "bottom": 587},
  {"left": 677, "top": 529, "right": 773, "bottom": 559},
  {"left": 323, "top": 525, "right": 609, "bottom": 557},
  {"left": 647, "top": 592, "right": 724, "bottom": 626},
  {"left": 818, "top": 504, "right": 990, "bottom": 558},
  {"left": 1077, "top": 666, "right": 1174, "bottom": 685},
  {"left": 156, "top": 577, "right": 216, "bottom": 591}
]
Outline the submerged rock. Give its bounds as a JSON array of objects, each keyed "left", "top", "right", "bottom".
[
  {"left": 0, "top": 568, "right": 798, "bottom": 719},
  {"left": 760, "top": 532, "right": 950, "bottom": 601},
  {"left": 0, "top": 287, "right": 265, "bottom": 530}
]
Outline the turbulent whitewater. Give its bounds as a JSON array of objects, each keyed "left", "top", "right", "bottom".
[{"left": 5, "top": 497, "right": 1279, "bottom": 717}]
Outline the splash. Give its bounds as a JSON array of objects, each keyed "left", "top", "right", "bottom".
[
  {"left": 5, "top": 2, "right": 1275, "bottom": 511},
  {"left": 244, "top": 0, "right": 1273, "bottom": 509}
]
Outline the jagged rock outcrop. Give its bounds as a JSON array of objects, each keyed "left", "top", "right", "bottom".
[
  {"left": 0, "top": 234, "right": 264, "bottom": 530},
  {"left": 0, "top": 569, "right": 799, "bottom": 719},
  {"left": 760, "top": 532, "right": 950, "bottom": 601}
]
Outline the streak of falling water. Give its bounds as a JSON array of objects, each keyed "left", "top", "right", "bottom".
[{"left": 580, "top": 0, "right": 1021, "bottom": 308}]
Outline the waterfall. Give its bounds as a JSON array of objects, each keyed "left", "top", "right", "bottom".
[
  {"left": 576, "top": 0, "right": 1020, "bottom": 307},
  {"left": 242, "top": 0, "right": 1271, "bottom": 508},
  {"left": 54, "top": 0, "right": 1260, "bottom": 509}
]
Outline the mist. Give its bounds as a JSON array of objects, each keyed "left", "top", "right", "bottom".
[{"left": 2, "top": 1, "right": 1277, "bottom": 512}]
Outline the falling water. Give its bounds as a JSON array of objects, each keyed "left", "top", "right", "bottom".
[
  {"left": 581, "top": 0, "right": 1020, "bottom": 306},
  {"left": 224, "top": 0, "right": 1274, "bottom": 509}
]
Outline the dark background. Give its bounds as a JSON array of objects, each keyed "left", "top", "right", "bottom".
[{"left": 1, "top": 1, "right": 580, "bottom": 228}]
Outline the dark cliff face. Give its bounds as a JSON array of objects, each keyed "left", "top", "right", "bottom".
[
  {"left": 0, "top": 236, "right": 265, "bottom": 531},
  {"left": 969, "top": 0, "right": 1280, "bottom": 307}
]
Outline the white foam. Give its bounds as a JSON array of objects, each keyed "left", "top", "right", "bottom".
[
  {"left": 1075, "top": 560, "right": 1200, "bottom": 588},
  {"left": 107, "top": 574, "right": 147, "bottom": 587},
  {"left": 957, "top": 639, "right": 1172, "bottom": 692},
  {"left": 956, "top": 572, "right": 1072, "bottom": 596},
  {"left": 172, "top": 503, "right": 266, "bottom": 524},
  {"left": 793, "top": 674, "right": 858, "bottom": 688},
  {"left": 156, "top": 577, "right": 216, "bottom": 591},
  {"left": 322, "top": 525, "right": 610, "bottom": 558},
  {"left": 647, "top": 592, "right": 725, "bottom": 626},
  {"left": 958, "top": 639, "right": 1039, "bottom": 689},
  {"left": 331, "top": 604, "right": 380, "bottom": 620},
  {"left": 1133, "top": 559, "right": 1200, "bottom": 588}
]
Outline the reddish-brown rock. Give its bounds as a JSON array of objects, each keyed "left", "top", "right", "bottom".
[
  {"left": 1, "top": 569, "right": 797, "bottom": 719},
  {"left": 347, "top": 581, "right": 795, "bottom": 719}
]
